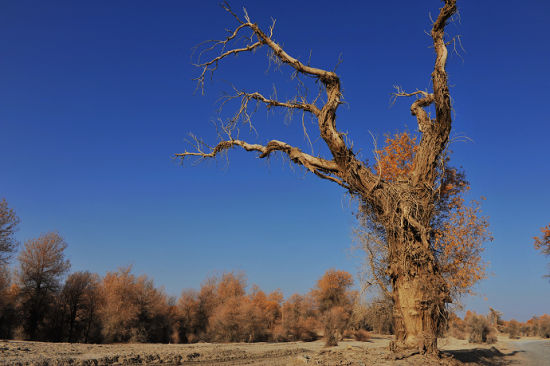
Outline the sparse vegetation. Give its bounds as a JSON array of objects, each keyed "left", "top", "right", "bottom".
[
  {"left": 464, "top": 311, "right": 497, "bottom": 344},
  {"left": 534, "top": 224, "right": 550, "bottom": 277}
]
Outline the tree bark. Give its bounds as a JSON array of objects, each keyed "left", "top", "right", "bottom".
[{"left": 389, "top": 236, "right": 448, "bottom": 354}]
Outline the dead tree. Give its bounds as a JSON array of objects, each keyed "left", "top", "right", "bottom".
[{"left": 177, "top": 0, "right": 457, "bottom": 354}]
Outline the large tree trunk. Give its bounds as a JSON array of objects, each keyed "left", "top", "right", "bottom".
[{"left": 388, "top": 234, "right": 449, "bottom": 354}]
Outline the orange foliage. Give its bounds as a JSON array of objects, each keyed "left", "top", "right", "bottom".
[
  {"left": 373, "top": 132, "right": 492, "bottom": 299},
  {"left": 174, "top": 272, "right": 285, "bottom": 343},
  {"left": 99, "top": 267, "right": 171, "bottom": 343},
  {"left": 175, "top": 290, "right": 200, "bottom": 343},
  {"left": 312, "top": 269, "right": 354, "bottom": 312},
  {"left": 275, "top": 293, "right": 318, "bottom": 342},
  {"left": 249, "top": 286, "right": 283, "bottom": 329},
  {"left": 433, "top": 196, "right": 492, "bottom": 298},
  {"left": 216, "top": 272, "right": 246, "bottom": 300},
  {"left": 534, "top": 224, "right": 550, "bottom": 256},
  {"left": 311, "top": 269, "right": 356, "bottom": 345},
  {"left": 373, "top": 132, "right": 417, "bottom": 181}
]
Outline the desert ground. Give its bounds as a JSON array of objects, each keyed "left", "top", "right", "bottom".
[{"left": 1, "top": 335, "right": 548, "bottom": 366}]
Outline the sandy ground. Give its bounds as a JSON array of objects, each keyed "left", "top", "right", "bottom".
[
  {"left": 0, "top": 335, "right": 546, "bottom": 366},
  {"left": 506, "top": 338, "right": 550, "bottom": 366}
]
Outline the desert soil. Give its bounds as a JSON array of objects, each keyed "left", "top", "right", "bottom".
[
  {"left": 506, "top": 338, "right": 550, "bottom": 365},
  {"left": 1, "top": 335, "right": 546, "bottom": 366}
]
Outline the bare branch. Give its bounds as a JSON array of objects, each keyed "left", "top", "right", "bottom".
[
  {"left": 391, "top": 86, "right": 435, "bottom": 134},
  {"left": 176, "top": 138, "right": 345, "bottom": 187},
  {"left": 364, "top": 236, "right": 391, "bottom": 298},
  {"left": 392, "top": 85, "right": 431, "bottom": 100},
  {"left": 237, "top": 90, "right": 320, "bottom": 116},
  {"left": 194, "top": 39, "right": 263, "bottom": 94},
  {"left": 193, "top": 3, "right": 338, "bottom": 95},
  {"left": 190, "top": 4, "right": 381, "bottom": 206}
]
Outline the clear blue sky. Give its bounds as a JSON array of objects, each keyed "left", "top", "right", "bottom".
[{"left": 1, "top": 1, "right": 548, "bottom": 321}]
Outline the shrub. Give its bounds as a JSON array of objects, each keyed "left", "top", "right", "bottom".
[
  {"left": 323, "top": 306, "right": 350, "bottom": 346},
  {"left": 352, "top": 329, "right": 370, "bottom": 341},
  {"left": 465, "top": 312, "right": 497, "bottom": 344},
  {"left": 278, "top": 294, "right": 319, "bottom": 342},
  {"left": 312, "top": 269, "right": 356, "bottom": 346},
  {"left": 538, "top": 315, "right": 550, "bottom": 338},
  {"left": 350, "top": 297, "right": 393, "bottom": 335},
  {"left": 504, "top": 320, "right": 521, "bottom": 339},
  {"left": 446, "top": 312, "right": 467, "bottom": 340}
]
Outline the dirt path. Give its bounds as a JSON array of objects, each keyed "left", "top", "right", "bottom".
[{"left": 507, "top": 339, "right": 550, "bottom": 366}]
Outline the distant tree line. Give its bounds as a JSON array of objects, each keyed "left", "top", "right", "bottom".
[
  {"left": 2, "top": 198, "right": 547, "bottom": 345},
  {"left": 1, "top": 199, "right": 390, "bottom": 344},
  {"left": 0, "top": 244, "right": 382, "bottom": 344},
  {"left": 447, "top": 308, "right": 550, "bottom": 343}
]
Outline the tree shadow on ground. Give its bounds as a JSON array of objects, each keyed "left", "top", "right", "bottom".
[{"left": 444, "top": 346, "right": 523, "bottom": 365}]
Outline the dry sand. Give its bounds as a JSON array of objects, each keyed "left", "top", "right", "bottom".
[{"left": 0, "top": 335, "right": 541, "bottom": 365}]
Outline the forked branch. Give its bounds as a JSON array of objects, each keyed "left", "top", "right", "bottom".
[
  {"left": 184, "top": 4, "right": 379, "bottom": 197},
  {"left": 392, "top": 86, "right": 435, "bottom": 133},
  {"left": 408, "top": 0, "right": 456, "bottom": 185}
]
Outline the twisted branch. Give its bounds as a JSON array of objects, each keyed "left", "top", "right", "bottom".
[{"left": 176, "top": 138, "right": 345, "bottom": 187}]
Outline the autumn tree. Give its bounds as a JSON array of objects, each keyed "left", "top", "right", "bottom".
[
  {"left": 0, "top": 198, "right": 20, "bottom": 265},
  {"left": 62, "top": 271, "right": 101, "bottom": 342},
  {"left": 207, "top": 272, "right": 276, "bottom": 342},
  {"left": 207, "top": 272, "right": 252, "bottom": 342},
  {"left": 99, "top": 267, "right": 172, "bottom": 343},
  {"left": 503, "top": 319, "right": 521, "bottom": 339},
  {"left": 0, "top": 199, "right": 21, "bottom": 338},
  {"left": 464, "top": 311, "right": 496, "bottom": 344},
  {"left": 312, "top": 269, "right": 356, "bottom": 346},
  {"left": 0, "top": 265, "right": 18, "bottom": 339},
  {"left": 276, "top": 293, "right": 318, "bottom": 342},
  {"left": 178, "top": 0, "right": 459, "bottom": 353},
  {"left": 249, "top": 286, "right": 283, "bottom": 332},
  {"left": 18, "top": 232, "right": 71, "bottom": 339},
  {"left": 350, "top": 296, "right": 393, "bottom": 335},
  {"left": 358, "top": 132, "right": 492, "bottom": 303},
  {"left": 534, "top": 224, "right": 550, "bottom": 277},
  {"left": 175, "top": 289, "right": 201, "bottom": 343}
]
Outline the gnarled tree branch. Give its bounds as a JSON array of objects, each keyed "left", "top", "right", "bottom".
[
  {"left": 186, "top": 4, "right": 379, "bottom": 199},
  {"left": 409, "top": 0, "right": 456, "bottom": 187},
  {"left": 176, "top": 138, "right": 346, "bottom": 187}
]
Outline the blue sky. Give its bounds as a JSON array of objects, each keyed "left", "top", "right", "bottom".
[{"left": 1, "top": 1, "right": 549, "bottom": 321}]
